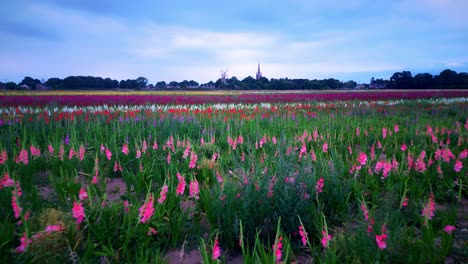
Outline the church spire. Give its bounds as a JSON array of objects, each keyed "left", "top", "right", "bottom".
[{"left": 256, "top": 63, "right": 262, "bottom": 80}]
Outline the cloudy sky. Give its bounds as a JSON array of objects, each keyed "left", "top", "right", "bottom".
[{"left": 1, "top": 0, "right": 467, "bottom": 84}]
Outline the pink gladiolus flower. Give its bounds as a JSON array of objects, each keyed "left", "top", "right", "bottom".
[
  {"left": 72, "top": 201, "right": 86, "bottom": 225},
  {"left": 18, "top": 149, "right": 29, "bottom": 165},
  {"left": 45, "top": 224, "right": 65, "bottom": 233},
  {"left": 147, "top": 227, "right": 157, "bottom": 236},
  {"left": 421, "top": 193, "right": 436, "bottom": 221},
  {"left": 375, "top": 233, "right": 387, "bottom": 250},
  {"left": 382, "top": 127, "right": 387, "bottom": 139},
  {"left": 189, "top": 151, "right": 198, "bottom": 169},
  {"left": 100, "top": 144, "right": 105, "bottom": 152},
  {"left": 16, "top": 232, "right": 31, "bottom": 253},
  {"left": 105, "top": 148, "right": 112, "bottom": 161},
  {"left": 443, "top": 225, "right": 456, "bottom": 235},
  {"left": 360, "top": 203, "right": 369, "bottom": 221},
  {"left": 78, "top": 187, "right": 88, "bottom": 201},
  {"left": 11, "top": 194, "right": 22, "bottom": 219},
  {"left": 176, "top": 173, "right": 186, "bottom": 196},
  {"left": 68, "top": 147, "right": 76, "bottom": 160},
  {"left": 189, "top": 179, "right": 200, "bottom": 199},
  {"left": 394, "top": 124, "right": 399, "bottom": 133},
  {"left": 315, "top": 177, "right": 324, "bottom": 194},
  {"left": 123, "top": 200, "right": 130, "bottom": 213},
  {"left": 454, "top": 160, "right": 463, "bottom": 172},
  {"left": 459, "top": 149, "right": 468, "bottom": 159},
  {"left": 321, "top": 230, "right": 332, "bottom": 248},
  {"left": 79, "top": 145, "right": 85, "bottom": 161},
  {"left": 272, "top": 237, "right": 283, "bottom": 261},
  {"left": 401, "top": 144, "right": 407, "bottom": 152},
  {"left": 158, "top": 184, "right": 168, "bottom": 204},
  {"left": 358, "top": 152, "right": 367, "bottom": 165},
  {"left": 167, "top": 152, "right": 171, "bottom": 164},
  {"left": 122, "top": 144, "right": 129, "bottom": 155},
  {"left": 0, "top": 149, "right": 7, "bottom": 164},
  {"left": 322, "top": 142, "right": 328, "bottom": 153},
  {"left": 402, "top": 196, "right": 408, "bottom": 207},
  {"left": 136, "top": 148, "right": 141, "bottom": 159},
  {"left": 47, "top": 145, "right": 54, "bottom": 155},
  {"left": 212, "top": 238, "right": 221, "bottom": 260},
  {"left": 139, "top": 195, "right": 154, "bottom": 223},
  {"left": 153, "top": 140, "right": 158, "bottom": 150},
  {"left": 298, "top": 225, "right": 308, "bottom": 246},
  {"left": 0, "top": 172, "right": 15, "bottom": 189}
]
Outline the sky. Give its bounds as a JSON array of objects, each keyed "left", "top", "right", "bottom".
[{"left": 1, "top": 0, "right": 468, "bottom": 84}]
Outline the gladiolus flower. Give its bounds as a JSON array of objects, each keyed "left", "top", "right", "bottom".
[
  {"left": 176, "top": 173, "right": 186, "bottom": 196},
  {"left": 16, "top": 232, "right": 31, "bottom": 253},
  {"left": 0, "top": 172, "right": 14, "bottom": 189},
  {"left": 11, "top": 194, "right": 22, "bottom": 219},
  {"left": 122, "top": 144, "right": 129, "bottom": 155},
  {"left": 375, "top": 233, "right": 387, "bottom": 250},
  {"left": 322, "top": 142, "right": 328, "bottom": 153},
  {"left": 189, "top": 178, "right": 200, "bottom": 199},
  {"left": 78, "top": 187, "right": 88, "bottom": 201},
  {"left": 272, "top": 237, "right": 283, "bottom": 261},
  {"left": 147, "top": 227, "right": 157, "bottom": 236},
  {"left": 321, "top": 230, "right": 332, "bottom": 248},
  {"left": 158, "top": 184, "right": 168, "bottom": 204},
  {"left": 454, "top": 160, "right": 463, "bottom": 172},
  {"left": 189, "top": 151, "right": 198, "bottom": 169},
  {"left": 72, "top": 201, "right": 86, "bottom": 225},
  {"left": 45, "top": 224, "right": 65, "bottom": 233},
  {"left": 357, "top": 152, "right": 367, "bottom": 165},
  {"left": 298, "top": 225, "right": 308, "bottom": 246},
  {"left": 315, "top": 177, "right": 324, "bottom": 194},
  {"left": 421, "top": 193, "right": 435, "bottom": 221},
  {"left": 105, "top": 148, "right": 112, "bottom": 161},
  {"left": 0, "top": 149, "right": 7, "bottom": 164},
  {"left": 443, "top": 225, "right": 456, "bottom": 235},
  {"left": 212, "top": 238, "right": 221, "bottom": 260},
  {"left": 138, "top": 195, "right": 154, "bottom": 223},
  {"left": 79, "top": 145, "right": 85, "bottom": 161}
]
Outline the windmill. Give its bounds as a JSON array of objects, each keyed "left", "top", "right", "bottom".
[{"left": 220, "top": 69, "right": 228, "bottom": 84}]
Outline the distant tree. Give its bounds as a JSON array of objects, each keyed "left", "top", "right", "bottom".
[
  {"left": 413, "top": 73, "right": 433, "bottom": 89},
  {"left": 168, "top": 81, "right": 179, "bottom": 88},
  {"left": 389, "top": 71, "right": 414, "bottom": 89},
  {"left": 188, "top": 80, "right": 199, "bottom": 87},
  {"left": 20, "top": 76, "right": 41, "bottom": 89},
  {"left": 459, "top": 72, "right": 468, "bottom": 86},
  {"left": 156, "top": 81, "right": 167, "bottom": 89},
  {"left": 6, "top": 82, "right": 18, "bottom": 90},
  {"left": 136, "top": 77, "right": 148, "bottom": 89},
  {"left": 435, "top": 69, "right": 460, "bottom": 87},
  {"left": 0, "top": 81, "right": 5, "bottom": 90},
  {"left": 344, "top": 80, "right": 357, "bottom": 89},
  {"left": 324, "top": 78, "right": 341, "bottom": 89},
  {"left": 45, "top": 78, "right": 63, "bottom": 89}
]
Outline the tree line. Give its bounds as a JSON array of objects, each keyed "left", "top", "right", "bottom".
[{"left": 1, "top": 69, "right": 467, "bottom": 91}]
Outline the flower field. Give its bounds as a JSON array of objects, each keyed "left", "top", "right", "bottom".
[{"left": 0, "top": 93, "right": 467, "bottom": 263}]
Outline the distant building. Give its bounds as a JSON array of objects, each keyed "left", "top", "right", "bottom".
[{"left": 256, "top": 63, "right": 262, "bottom": 80}]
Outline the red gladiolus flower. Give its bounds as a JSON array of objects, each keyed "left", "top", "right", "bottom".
[{"left": 315, "top": 177, "right": 324, "bottom": 194}]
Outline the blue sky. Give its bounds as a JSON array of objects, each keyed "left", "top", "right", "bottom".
[{"left": 1, "top": 0, "right": 467, "bottom": 84}]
